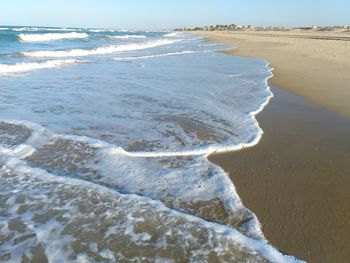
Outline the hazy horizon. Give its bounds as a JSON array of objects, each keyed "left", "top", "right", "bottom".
[{"left": 0, "top": 0, "right": 349, "bottom": 29}]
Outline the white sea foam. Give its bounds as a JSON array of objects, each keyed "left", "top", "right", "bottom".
[
  {"left": 0, "top": 27, "right": 9, "bottom": 30},
  {"left": 0, "top": 118, "right": 302, "bottom": 262},
  {"left": 0, "top": 59, "right": 82, "bottom": 75},
  {"left": 0, "top": 33, "right": 302, "bottom": 261},
  {"left": 0, "top": 150, "right": 302, "bottom": 262},
  {"left": 0, "top": 65, "right": 273, "bottom": 243},
  {"left": 111, "top": 35, "right": 147, "bottom": 39},
  {"left": 89, "top": 29, "right": 106, "bottom": 32},
  {"left": 197, "top": 43, "right": 223, "bottom": 47},
  {"left": 43, "top": 27, "right": 77, "bottom": 31},
  {"left": 12, "top": 27, "right": 40, "bottom": 31},
  {"left": 10, "top": 27, "right": 76, "bottom": 32},
  {"left": 113, "top": 50, "right": 205, "bottom": 60},
  {"left": 89, "top": 29, "right": 134, "bottom": 33},
  {"left": 118, "top": 29, "right": 136, "bottom": 32},
  {"left": 11, "top": 27, "right": 76, "bottom": 32},
  {"left": 164, "top": 32, "right": 182, "bottom": 37},
  {"left": 22, "top": 39, "right": 179, "bottom": 58},
  {"left": 18, "top": 32, "right": 88, "bottom": 42}
]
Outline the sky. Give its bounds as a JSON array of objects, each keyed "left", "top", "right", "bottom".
[{"left": 0, "top": 0, "right": 349, "bottom": 29}]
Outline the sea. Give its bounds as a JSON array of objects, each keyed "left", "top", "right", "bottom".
[{"left": 0, "top": 26, "right": 301, "bottom": 262}]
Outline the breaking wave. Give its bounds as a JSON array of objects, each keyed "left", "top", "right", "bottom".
[
  {"left": 114, "top": 50, "right": 207, "bottom": 61},
  {"left": 18, "top": 32, "right": 89, "bottom": 42},
  {"left": 111, "top": 35, "right": 147, "bottom": 39},
  {"left": 22, "top": 39, "right": 179, "bottom": 58},
  {"left": 164, "top": 32, "right": 183, "bottom": 37},
  {"left": 0, "top": 59, "right": 82, "bottom": 74}
]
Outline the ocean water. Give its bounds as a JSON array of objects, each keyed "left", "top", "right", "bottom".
[{"left": 0, "top": 26, "right": 301, "bottom": 262}]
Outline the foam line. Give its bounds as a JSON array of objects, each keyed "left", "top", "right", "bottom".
[
  {"left": 0, "top": 155, "right": 301, "bottom": 262},
  {"left": 0, "top": 59, "right": 83, "bottom": 75},
  {"left": 18, "top": 32, "right": 88, "bottom": 42},
  {"left": 0, "top": 61, "right": 272, "bottom": 155},
  {"left": 113, "top": 50, "right": 206, "bottom": 60},
  {"left": 164, "top": 32, "right": 182, "bottom": 37},
  {"left": 22, "top": 39, "right": 179, "bottom": 58},
  {"left": 111, "top": 35, "right": 147, "bottom": 39}
]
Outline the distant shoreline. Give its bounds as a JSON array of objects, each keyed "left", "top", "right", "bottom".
[{"left": 180, "top": 24, "right": 350, "bottom": 32}]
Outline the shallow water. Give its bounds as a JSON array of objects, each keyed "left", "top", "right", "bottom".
[{"left": 0, "top": 26, "right": 300, "bottom": 262}]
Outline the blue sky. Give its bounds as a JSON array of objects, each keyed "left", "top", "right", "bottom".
[{"left": 1, "top": 0, "right": 349, "bottom": 29}]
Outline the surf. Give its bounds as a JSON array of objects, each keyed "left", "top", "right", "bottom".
[
  {"left": 0, "top": 59, "right": 82, "bottom": 74},
  {"left": 18, "top": 32, "right": 89, "bottom": 42},
  {"left": 0, "top": 119, "right": 301, "bottom": 263},
  {"left": 111, "top": 35, "right": 147, "bottom": 39},
  {"left": 22, "top": 39, "right": 179, "bottom": 58},
  {"left": 0, "top": 27, "right": 303, "bottom": 262}
]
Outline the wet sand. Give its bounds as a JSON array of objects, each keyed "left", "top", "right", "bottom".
[
  {"left": 209, "top": 87, "right": 350, "bottom": 263},
  {"left": 193, "top": 30, "right": 350, "bottom": 118},
  {"left": 193, "top": 30, "right": 350, "bottom": 262}
]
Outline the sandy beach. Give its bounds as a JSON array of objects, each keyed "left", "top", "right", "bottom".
[
  {"left": 193, "top": 30, "right": 350, "bottom": 118},
  {"left": 192, "top": 30, "right": 350, "bottom": 262}
]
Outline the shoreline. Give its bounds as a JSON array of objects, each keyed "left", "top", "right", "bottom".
[
  {"left": 195, "top": 31, "right": 350, "bottom": 262},
  {"left": 192, "top": 30, "right": 350, "bottom": 119},
  {"left": 210, "top": 86, "right": 350, "bottom": 263}
]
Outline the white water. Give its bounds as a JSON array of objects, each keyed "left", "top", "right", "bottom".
[
  {"left": 164, "top": 32, "right": 182, "bottom": 37},
  {"left": 0, "top": 59, "right": 82, "bottom": 74},
  {"left": 18, "top": 32, "right": 89, "bottom": 42},
  {"left": 113, "top": 50, "right": 205, "bottom": 60},
  {"left": 0, "top": 119, "right": 301, "bottom": 262},
  {"left": 0, "top": 143, "right": 299, "bottom": 263},
  {"left": 111, "top": 35, "right": 147, "bottom": 39},
  {"left": 0, "top": 27, "right": 303, "bottom": 262},
  {"left": 12, "top": 27, "right": 40, "bottom": 31},
  {"left": 22, "top": 39, "right": 179, "bottom": 58}
]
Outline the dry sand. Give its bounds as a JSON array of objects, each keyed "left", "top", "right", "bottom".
[
  {"left": 193, "top": 30, "right": 350, "bottom": 118},
  {"left": 191, "top": 30, "right": 350, "bottom": 262}
]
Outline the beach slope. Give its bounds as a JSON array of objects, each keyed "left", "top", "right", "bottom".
[
  {"left": 193, "top": 30, "right": 350, "bottom": 118},
  {"left": 193, "top": 29, "right": 350, "bottom": 262}
]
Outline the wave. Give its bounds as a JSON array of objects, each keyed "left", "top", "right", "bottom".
[
  {"left": 0, "top": 59, "right": 82, "bottom": 75},
  {"left": 0, "top": 119, "right": 302, "bottom": 263},
  {"left": 89, "top": 29, "right": 109, "bottom": 33},
  {"left": 89, "top": 29, "right": 116, "bottom": 33},
  {"left": 164, "top": 32, "right": 182, "bottom": 37},
  {"left": 197, "top": 43, "right": 223, "bottom": 47},
  {"left": 0, "top": 27, "right": 9, "bottom": 30},
  {"left": 0, "top": 128, "right": 301, "bottom": 263},
  {"left": 18, "top": 32, "right": 88, "bottom": 42},
  {"left": 11, "top": 27, "right": 77, "bottom": 32},
  {"left": 114, "top": 50, "right": 207, "bottom": 61},
  {"left": 42, "top": 27, "right": 77, "bottom": 32},
  {"left": 89, "top": 29, "right": 134, "bottom": 33},
  {"left": 117, "top": 29, "right": 136, "bottom": 33},
  {"left": 111, "top": 35, "right": 147, "bottom": 39},
  {"left": 12, "top": 27, "right": 40, "bottom": 32},
  {"left": 22, "top": 39, "right": 179, "bottom": 58}
]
